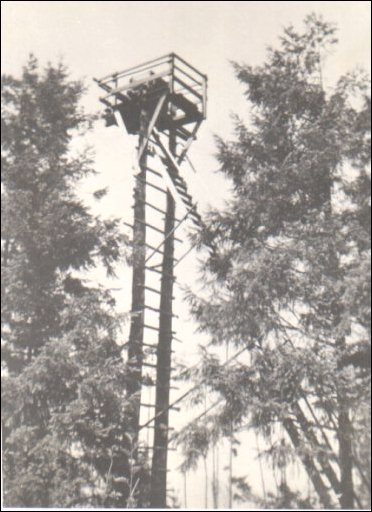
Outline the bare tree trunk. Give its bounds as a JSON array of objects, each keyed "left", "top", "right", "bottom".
[
  {"left": 150, "top": 127, "right": 176, "bottom": 508},
  {"left": 203, "top": 454, "right": 209, "bottom": 509},
  {"left": 127, "top": 109, "right": 149, "bottom": 444},
  {"left": 228, "top": 435, "right": 233, "bottom": 508},
  {"left": 338, "top": 370, "right": 354, "bottom": 509}
]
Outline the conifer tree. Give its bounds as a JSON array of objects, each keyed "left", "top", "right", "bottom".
[
  {"left": 1, "top": 58, "right": 146, "bottom": 507},
  {"left": 182, "top": 15, "right": 370, "bottom": 509}
]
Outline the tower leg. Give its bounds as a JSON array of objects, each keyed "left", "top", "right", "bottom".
[
  {"left": 127, "top": 109, "right": 149, "bottom": 445},
  {"left": 150, "top": 132, "right": 176, "bottom": 508}
]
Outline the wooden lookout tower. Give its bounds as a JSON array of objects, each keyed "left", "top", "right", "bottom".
[{"left": 95, "top": 54, "right": 207, "bottom": 508}]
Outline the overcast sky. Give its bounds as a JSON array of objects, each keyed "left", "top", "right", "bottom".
[
  {"left": 2, "top": 1, "right": 371, "bottom": 509},
  {"left": 2, "top": 1, "right": 371, "bottom": 210}
]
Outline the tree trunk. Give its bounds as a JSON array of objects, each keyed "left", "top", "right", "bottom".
[
  {"left": 127, "top": 109, "right": 149, "bottom": 443},
  {"left": 150, "top": 129, "right": 176, "bottom": 508}
]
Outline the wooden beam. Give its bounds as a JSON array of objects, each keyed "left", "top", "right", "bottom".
[
  {"left": 138, "top": 92, "right": 169, "bottom": 161},
  {"left": 103, "top": 70, "right": 170, "bottom": 99},
  {"left": 150, "top": 121, "right": 177, "bottom": 509}
]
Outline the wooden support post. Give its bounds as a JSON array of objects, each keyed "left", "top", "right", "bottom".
[
  {"left": 95, "top": 55, "right": 208, "bottom": 510},
  {"left": 126, "top": 108, "right": 149, "bottom": 445},
  {"left": 150, "top": 125, "right": 177, "bottom": 509}
]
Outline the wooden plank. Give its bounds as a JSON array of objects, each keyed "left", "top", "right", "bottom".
[
  {"left": 135, "top": 175, "right": 168, "bottom": 195},
  {"left": 145, "top": 304, "right": 178, "bottom": 318},
  {"left": 144, "top": 323, "right": 176, "bottom": 335},
  {"left": 177, "top": 120, "right": 202, "bottom": 164},
  {"left": 145, "top": 265, "right": 176, "bottom": 279},
  {"left": 133, "top": 199, "right": 166, "bottom": 216},
  {"left": 131, "top": 218, "right": 183, "bottom": 242},
  {"left": 145, "top": 166, "right": 163, "bottom": 178}
]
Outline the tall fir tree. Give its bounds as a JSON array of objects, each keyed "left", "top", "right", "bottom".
[
  {"left": 180, "top": 14, "right": 370, "bottom": 509},
  {"left": 1, "top": 58, "right": 148, "bottom": 507}
]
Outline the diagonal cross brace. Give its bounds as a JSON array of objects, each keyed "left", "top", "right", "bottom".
[
  {"left": 177, "top": 120, "right": 202, "bottom": 165},
  {"left": 151, "top": 129, "right": 200, "bottom": 215},
  {"left": 138, "top": 91, "right": 169, "bottom": 162},
  {"left": 152, "top": 129, "right": 217, "bottom": 255}
]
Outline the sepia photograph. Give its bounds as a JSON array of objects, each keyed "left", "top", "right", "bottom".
[{"left": 1, "top": 1, "right": 371, "bottom": 510}]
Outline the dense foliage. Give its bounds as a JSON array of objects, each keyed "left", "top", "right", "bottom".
[
  {"left": 1, "top": 58, "right": 145, "bottom": 507},
  {"left": 181, "top": 14, "right": 371, "bottom": 509}
]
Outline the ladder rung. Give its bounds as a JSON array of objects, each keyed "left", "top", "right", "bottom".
[
  {"left": 144, "top": 382, "right": 180, "bottom": 390},
  {"left": 133, "top": 197, "right": 183, "bottom": 224},
  {"left": 176, "top": 188, "right": 191, "bottom": 200},
  {"left": 141, "top": 404, "right": 180, "bottom": 412},
  {"left": 143, "top": 285, "right": 161, "bottom": 295},
  {"left": 150, "top": 253, "right": 178, "bottom": 263},
  {"left": 132, "top": 201, "right": 166, "bottom": 216},
  {"left": 176, "top": 190, "right": 192, "bottom": 201},
  {"left": 136, "top": 285, "right": 175, "bottom": 300},
  {"left": 145, "top": 304, "right": 177, "bottom": 316},
  {"left": 139, "top": 445, "right": 177, "bottom": 451},
  {"left": 174, "top": 182, "right": 189, "bottom": 193},
  {"left": 121, "top": 341, "right": 157, "bottom": 350},
  {"left": 190, "top": 214, "right": 202, "bottom": 223},
  {"left": 135, "top": 175, "right": 167, "bottom": 194},
  {"left": 172, "top": 175, "right": 183, "bottom": 184},
  {"left": 127, "top": 219, "right": 183, "bottom": 242},
  {"left": 181, "top": 197, "right": 193, "bottom": 207},
  {"left": 144, "top": 323, "right": 160, "bottom": 332},
  {"left": 170, "top": 175, "right": 187, "bottom": 188},
  {"left": 173, "top": 129, "right": 189, "bottom": 141},
  {"left": 130, "top": 242, "right": 177, "bottom": 259},
  {"left": 145, "top": 425, "right": 175, "bottom": 431},
  {"left": 190, "top": 210, "right": 202, "bottom": 219},
  {"left": 167, "top": 168, "right": 180, "bottom": 178},
  {"left": 175, "top": 188, "right": 192, "bottom": 201},
  {"left": 121, "top": 343, "right": 173, "bottom": 355},
  {"left": 143, "top": 344, "right": 175, "bottom": 354},
  {"left": 191, "top": 217, "right": 202, "bottom": 226},
  {"left": 142, "top": 342, "right": 158, "bottom": 349},
  {"left": 144, "top": 243, "right": 165, "bottom": 256},
  {"left": 142, "top": 362, "right": 175, "bottom": 371},
  {"left": 144, "top": 324, "right": 176, "bottom": 335},
  {"left": 142, "top": 362, "right": 158, "bottom": 369},
  {"left": 145, "top": 265, "right": 176, "bottom": 279},
  {"left": 136, "top": 219, "right": 165, "bottom": 235},
  {"left": 145, "top": 166, "right": 162, "bottom": 178},
  {"left": 172, "top": 177, "right": 186, "bottom": 187}
]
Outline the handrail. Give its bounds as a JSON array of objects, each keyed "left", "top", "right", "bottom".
[
  {"left": 97, "top": 53, "right": 172, "bottom": 83},
  {"left": 173, "top": 64, "right": 204, "bottom": 87},
  {"left": 172, "top": 52, "right": 207, "bottom": 81},
  {"left": 103, "top": 70, "right": 170, "bottom": 99},
  {"left": 97, "top": 53, "right": 207, "bottom": 87}
]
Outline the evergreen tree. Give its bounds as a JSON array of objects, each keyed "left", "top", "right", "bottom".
[
  {"left": 181, "top": 14, "right": 370, "bottom": 509},
  {"left": 1, "top": 57, "right": 145, "bottom": 507}
]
